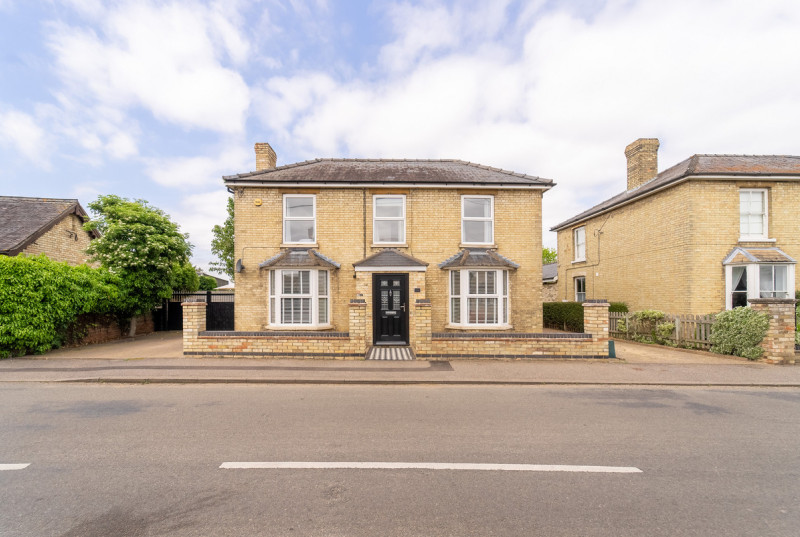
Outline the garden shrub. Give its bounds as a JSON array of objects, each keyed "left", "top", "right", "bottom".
[
  {"left": 542, "top": 302, "right": 583, "bottom": 332},
  {"left": 710, "top": 307, "right": 769, "bottom": 360},
  {"left": 609, "top": 302, "right": 628, "bottom": 313},
  {"left": 0, "top": 255, "right": 119, "bottom": 358},
  {"left": 618, "top": 309, "right": 674, "bottom": 345}
]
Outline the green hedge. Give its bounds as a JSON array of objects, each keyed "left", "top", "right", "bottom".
[
  {"left": 609, "top": 302, "right": 629, "bottom": 313},
  {"left": 0, "top": 255, "right": 120, "bottom": 358},
  {"left": 543, "top": 302, "right": 584, "bottom": 332}
]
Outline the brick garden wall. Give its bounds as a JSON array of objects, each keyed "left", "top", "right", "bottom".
[{"left": 183, "top": 301, "right": 611, "bottom": 360}]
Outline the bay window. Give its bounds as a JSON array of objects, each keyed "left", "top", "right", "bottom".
[
  {"left": 725, "top": 263, "right": 793, "bottom": 309},
  {"left": 449, "top": 269, "right": 509, "bottom": 327},
  {"left": 269, "top": 269, "right": 330, "bottom": 327}
]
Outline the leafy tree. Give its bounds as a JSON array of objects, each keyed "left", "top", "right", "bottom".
[
  {"left": 170, "top": 262, "right": 200, "bottom": 292},
  {"left": 198, "top": 275, "right": 218, "bottom": 290},
  {"left": 210, "top": 196, "right": 234, "bottom": 280},
  {"left": 85, "top": 195, "right": 193, "bottom": 334},
  {"left": 543, "top": 247, "right": 557, "bottom": 264}
]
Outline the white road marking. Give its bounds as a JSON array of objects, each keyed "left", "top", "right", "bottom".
[
  {"left": 220, "top": 462, "right": 642, "bottom": 473},
  {"left": 0, "top": 463, "right": 30, "bottom": 471}
]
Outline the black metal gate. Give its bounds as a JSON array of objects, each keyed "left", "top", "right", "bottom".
[{"left": 153, "top": 291, "right": 234, "bottom": 331}]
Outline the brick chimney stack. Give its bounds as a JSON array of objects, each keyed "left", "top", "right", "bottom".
[
  {"left": 255, "top": 143, "right": 277, "bottom": 171},
  {"left": 624, "top": 138, "right": 659, "bottom": 190}
]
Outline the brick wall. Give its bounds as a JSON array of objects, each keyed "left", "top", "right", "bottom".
[
  {"left": 556, "top": 179, "right": 800, "bottom": 315},
  {"left": 21, "top": 214, "right": 94, "bottom": 266},
  {"left": 183, "top": 301, "right": 610, "bottom": 359}
]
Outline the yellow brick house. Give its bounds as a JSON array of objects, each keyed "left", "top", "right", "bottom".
[
  {"left": 551, "top": 138, "right": 800, "bottom": 314},
  {"left": 0, "top": 196, "right": 98, "bottom": 265},
  {"left": 183, "top": 144, "right": 613, "bottom": 360}
]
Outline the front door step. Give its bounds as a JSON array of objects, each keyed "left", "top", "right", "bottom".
[{"left": 366, "top": 346, "right": 415, "bottom": 361}]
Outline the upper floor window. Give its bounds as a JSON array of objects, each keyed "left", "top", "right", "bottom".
[
  {"left": 283, "top": 194, "right": 316, "bottom": 244},
  {"left": 449, "top": 269, "right": 509, "bottom": 327},
  {"left": 573, "top": 226, "right": 586, "bottom": 261},
  {"left": 462, "top": 196, "right": 494, "bottom": 244},
  {"left": 269, "top": 269, "right": 329, "bottom": 326},
  {"left": 373, "top": 195, "right": 406, "bottom": 244},
  {"left": 740, "top": 189, "right": 767, "bottom": 240}
]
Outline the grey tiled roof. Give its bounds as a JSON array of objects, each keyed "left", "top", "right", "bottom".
[
  {"left": 259, "top": 249, "right": 341, "bottom": 269},
  {"left": 551, "top": 154, "right": 800, "bottom": 231},
  {"left": 224, "top": 159, "right": 554, "bottom": 188},
  {"left": 722, "top": 247, "right": 795, "bottom": 265},
  {"left": 438, "top": 248, "right": 520, "bottom": 270},
  {"left": 542, "top": 262, "right": 558, "bottom": 281},
  {"left": 0, "top": 196, "right": 97, "bottom": 255},
  {"left": 353, "top": 248, "right": 428, "bottom": 268}
]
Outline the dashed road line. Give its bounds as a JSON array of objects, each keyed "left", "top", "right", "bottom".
[
  {"left": 220, "top": 462, "right": 642, "bottom": 473},
  {"left": 0, "top": 463, "right": 30, "bottom": 471}
]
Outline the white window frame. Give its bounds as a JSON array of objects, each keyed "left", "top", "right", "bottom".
[
  {"left": 372, "top": 194, "right": 406, "bottom": 245},
  {"left": 724, "top": 263, "right": 794, "bottom": 309},
  {"left": 461, "top": 195, "right": 494, "bottom": 245},
  {"left": 573, "top": 226, "right": 586, "bottom": 262},
  {"left": 739, "top": 189, "right": 768, "bottom": 241},
  {"left": 575, "top": 276, "right": 586, "bottom": 302},
  {"left": 268, "top": 269, "right": 330, "bottom": 328},
  {"left": 283, "top": 194, "right": 316, "bottom": 244},
  {"left": 448, "top": 269, "right": 510, "bottom": 328}
]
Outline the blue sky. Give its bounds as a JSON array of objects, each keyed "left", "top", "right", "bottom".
[{"left": 1, "top": 0, "right": 799, "bottom": 276}]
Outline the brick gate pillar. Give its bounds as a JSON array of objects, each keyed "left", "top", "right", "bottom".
[
  {"left": 583, "top": 300, "right": 610, "bottom": 357},
  {"left": 349, "top": 299, "right": 367, "bottom": 355},
  {"left": 748, "top": 298, "right": 797, "bottom": 365},
  {"left": 412, "top": 299, "right": 432, "bottom": 359},
  {"left": 182, "top": 302, "right": 206, "bottom": 355}
]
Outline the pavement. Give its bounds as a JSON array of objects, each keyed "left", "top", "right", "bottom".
[{"left": 1, "top": 331, "right": 799, "bottom": 386}]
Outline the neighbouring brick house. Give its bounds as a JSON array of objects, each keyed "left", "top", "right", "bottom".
[
  {"left": 551, "top": 138, "right": 800, "bottom": 314},
  {"left": 182, "top": 143, "right": 612, "bottom": 360},
  {"left": 0, "top": 196, "right": 98, "bottom": 265}
]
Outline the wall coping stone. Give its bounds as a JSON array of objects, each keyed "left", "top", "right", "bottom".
[
  {"left": 200, "top": 330, "right": 350, "bottom": 338},
  {"left": 432, "top": 332, "right": 592, "bottom": 340}
]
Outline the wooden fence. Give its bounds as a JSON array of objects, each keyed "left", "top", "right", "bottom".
[{"left": 609, "top": 312, "right": 715, "bottom": 350}]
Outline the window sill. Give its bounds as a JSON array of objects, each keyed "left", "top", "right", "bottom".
[
  {"left": 459, "top": 243, "right": 497, "bottom": 249},
  {"left": 281, "top": 243, "right": 319, "bottom": 248},
  {"left": 371, "top": 243, "right": 408, "bottom": 248},
  {"left": 445, "top": 323, "right": 512, "bottom": 331},
  {"left": 571, "top": 259, "right": 586, "bottom": 264},
  {"left": 737, "top": 237, "right": 776, "bottom": 243},
  {"left": 266, "top": 324, "right": 333, "bottom": 331}
]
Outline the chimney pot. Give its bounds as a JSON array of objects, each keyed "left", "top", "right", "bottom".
[
  {"left": 255, "top": 143, "right": 277, "bottom": 171},
  {"left": 624, "top": 138, "right": 659, "bottom": 190}
]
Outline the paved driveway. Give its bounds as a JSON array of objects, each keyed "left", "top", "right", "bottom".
[{"left": 33, "top": 331, "right": 185, "bottom": 360}]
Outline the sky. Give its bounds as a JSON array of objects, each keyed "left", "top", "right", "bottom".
[{"left": 1, "top": 0, "right": 799, "bottom": 277}]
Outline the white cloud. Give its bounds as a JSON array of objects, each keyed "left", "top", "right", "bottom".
[
  {"left": 168, "top": 189, "right": 232, "bottom": 273},
  {"left": 47, "top": 0, "right": 251, "bottom": 134},
  {"left": 146, "top": 144, "right": 252, "bottom": 189},
  {"left": 0, "top": 109, "right": 49, "bottom": 166},
  {"left": 254, "top": 0, "right": 800, "bottom": 243}
]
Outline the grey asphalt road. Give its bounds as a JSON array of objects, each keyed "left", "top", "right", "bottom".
[{"left": 1, "top": 384, "right": 798, "bottom": 536}]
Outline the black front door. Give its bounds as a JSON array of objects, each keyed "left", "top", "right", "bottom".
[{"left": 373, "top": 273, "right": 409, "bottom": 345}]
